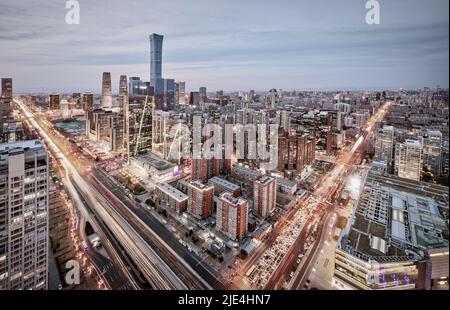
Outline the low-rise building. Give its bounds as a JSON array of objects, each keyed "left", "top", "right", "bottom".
[
  {"left": 154, "top": 182, "right": 188, "bottom": 212},
  {"left": 130, "top": 152, "right": 179, "bottom": 182},
  {"left": 231, "top": 164, "right": 262, "bottom": 185},
  {"left": 208, "top": 176, "right": 241, "bottom": 197},
  {"left": 335, "top": 171, "right": 449, "bottom": 290}
]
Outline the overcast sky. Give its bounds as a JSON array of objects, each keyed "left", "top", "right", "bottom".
[{"left": 0, "top": 0, "right": 448, "bottom": 93}]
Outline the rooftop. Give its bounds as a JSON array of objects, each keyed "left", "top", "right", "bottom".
[
  {"left": 155, "top": 182, "right": 188, "bottom": 202},
  {"left": 0, "top": 140, "right": 45, "bottom": 153},
  {"left": 190, "top": 180, "right": 213, "bottom": 191},
  {"left": 339, "top": 171, "right": 449, "bottom": 263},
  {"left": 220, "top": 192, "right": 247, "bottom": 206},
  {"left": 256, "top": 175, "right": 275, "bottom": 185},
  {"left": 208, "top": 176, "right": 240, "bottom": 191}
]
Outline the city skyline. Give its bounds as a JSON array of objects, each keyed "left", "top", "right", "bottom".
[
  {"left": 0, "top": 0, "right": 448, "bottom": 297},
  {"left": 0, "top": 0, "right": 448, "bottom": 93}
]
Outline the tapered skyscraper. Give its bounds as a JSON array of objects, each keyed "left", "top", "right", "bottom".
[{"left": 149, "top": 34, "right": 163, "bottom": 84}]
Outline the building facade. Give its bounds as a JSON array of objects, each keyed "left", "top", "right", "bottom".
[
  {"left": 0, "top": 140, "right": 49, "bottom": 290},
  {"left": 253, "top": 176, "right": 276, "bottom": 218},
  {"left": 125, "top": 96, "right": 153, "bottom": 159},
  {"left": 216, "top": 192, "right": 248, "bottom": 241},
  {"left": 394, "top": 139, "right": 423, "bottom": 181},
  {"left": 1, "top": 78, "right": 13, "bottom": 99},
  {"left": 48, "top": 93, "right": 60, "bottom": 110},
  {"left": 155, "top": 182, "right": 187, "bottom": 213},
  {"left": 101, "top": 72, "right": 112, "bottom": 108},
  {"left": 374, "top": 125, "right": 394, "bottom": 171},
  {"left": 187, "top": 181, "right": 214, "bottom": 219}
]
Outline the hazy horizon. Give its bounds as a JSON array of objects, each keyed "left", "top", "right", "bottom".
[{"left": 0, "top": 0, "right": 448, "bottom": 93}]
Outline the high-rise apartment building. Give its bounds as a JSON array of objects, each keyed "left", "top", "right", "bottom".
[
  {"left": 253, "top": 176, "right": 276, "bottom": 218},
  {"left": 278, "top": 130, "right": 315, "bottom": 178},
  {"left": 48, "top": 93, "right": 60, "bottom": 110},
  {"left": 71, "top": 92, "right": 81, "bottom": 104},
  {"left": 82, "top": 92, "right": 94, "bottom": 111},
  {"left": 374, "top": 125, "right": 395, "bottom": 171},
  {"left": 187, "top": 181, "right": 214, "bottom": 220},
  {"left": 394, "top": 139, "right": 423, "bottom": 181},
  {"left": 1, "top": 78, "right": 12, "bottom": 99},
  {"left": 216, "top": 192, "right": 248, "bottom": 241},
  {"left": 101, "top": 72, "right": 112, "bottom": 108},
  {"left": 191, "top": 156, "right": 222, "bottom": 183},
  {"left": 421, "top": 130, "right": 443, "bottom": 177},
  {"left": 0, "top": 140, "right": 49, "bottom": 290}
]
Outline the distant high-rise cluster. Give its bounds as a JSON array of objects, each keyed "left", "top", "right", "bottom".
[{"left": 8, "top": 29, "right": 447, "bottom": 293}]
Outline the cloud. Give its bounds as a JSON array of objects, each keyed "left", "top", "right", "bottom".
[{"left": 0, "top": 0, "right": 448, "bottom": 92}]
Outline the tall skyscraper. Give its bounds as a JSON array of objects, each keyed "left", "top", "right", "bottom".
[
  {"left": 394, "top": 139, "right": 423, "bottom": 181},
  {"left": 174, "top": 82, "right": 180, "bottom": 105},
  {"left": 374, "top": 125, "right": 395, "bottom": 171},
  {"left": 178, "top": 81, "right": 186, "bottom": 104},
  {"left": 125, "top": 95, "right": 153, "bottom": 158},
  {"left": 128, "top": 77, "right": 141, "bottom": 95},
  {"left": 101, "top": 72, "right": 112, "bottom": 108},
  {"left": 267, "top": 88, "right": 279, "bottom": 109},
  {"left": 216, "top": 192, "right": 248, "bottom": 241},
  {"left": 1, "top": 78, "right": 12, "bottom": 99},
  {"left": 119, "top": 75, "right": 127, "bottom": 96},
  {"left": 191, "top": 157, "right": 210, "bottom": 183},
  {"left": 199, "top": 87, "right": 207, "bottom": 104},
  {"left": 149, "top": 34, "right": 163, "bottom": 83},
  {"left": 71, "top": 92, "right": 81, "bottom": 104},
  {"left": 82, "top": 92, "right": 94, "bottom": 111},
  {"left": 189, "top": 92, "right": 200, "bottom": 107},
  {"left": 253, "top": 176, "right": 277, "bottom": 218},
  {"left": 0, "top": 140, "right": 49, "bottom": 290},
  {"left": 48, "top": 93, "right": 60, "bottom": 110},
  {"left": 119, "top": 75, "right": 128, "bottom": 109},
  {"left": 421, "top": 130, "right": 443, "bottom": 177},
  {"left": 187, "top": 181, "right": 214, "bottom": 220},
  {"left": 163, "top": 78, "right": 175, "bottom": 110},
  {"left": 278, "top": 130, "right": 315, "bottom": 177}
]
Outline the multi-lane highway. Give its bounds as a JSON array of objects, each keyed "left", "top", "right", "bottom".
[
  {"left": 252, "top": 101, "right": 392, "bottom": 290},
  {"left": 284, "top": 101, "right": 392, "bottom": 289},
  {"left": 15, "top": 98, "right": 215, "bottom": 290},
  {"left": 91, "top": 167, "right": 225, "bottom": 289}
]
